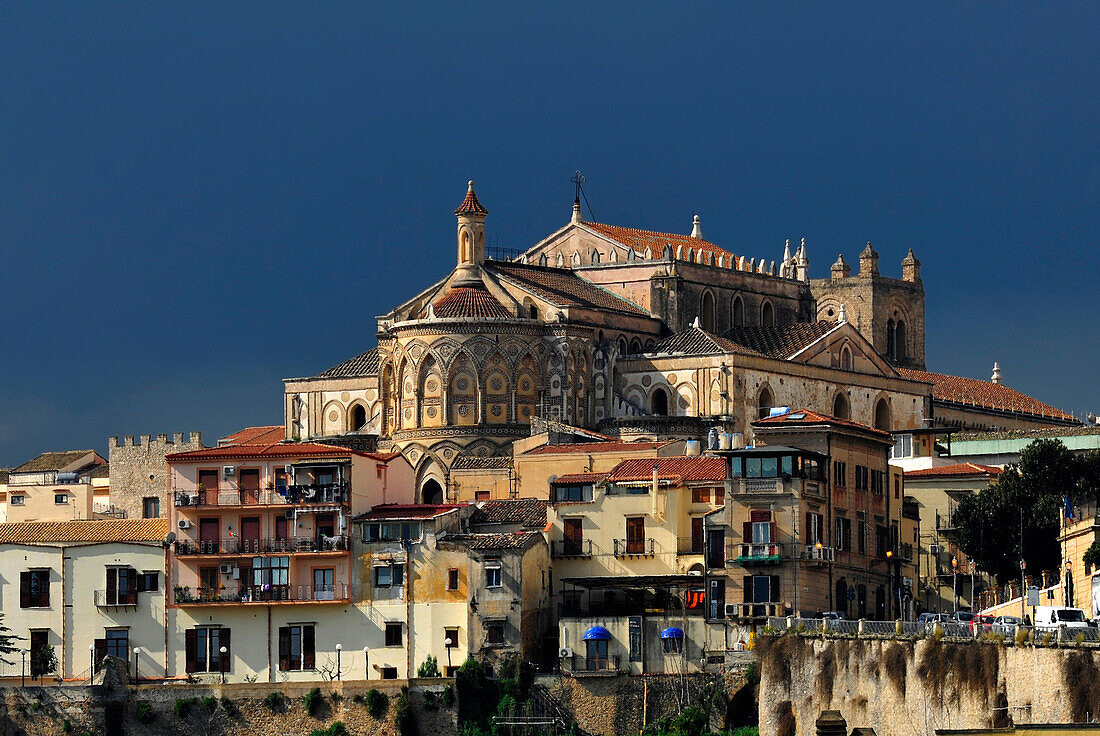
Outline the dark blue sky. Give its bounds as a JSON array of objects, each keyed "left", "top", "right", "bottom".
[{"left": 2, "top": 3, "right": 1097, "bottom": 466}]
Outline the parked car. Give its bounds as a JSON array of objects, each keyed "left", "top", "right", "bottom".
[
  {"left": 952, "top": 611, "right": 977, "bottom": 623},
  {"left": 969, "top": 615, "right": 996, "bottom": 634},
  {"left": 821, "top": 612, "right": 846, "bottom": 621},
  {"left": 918, "top": 612, "right": 950, "bottom": 633},
  {"left": 1034, "top": 606, "right": 1090, "bottom": 632},
  {"left": 992, "top": 615, "right": 1025, "bottom": 636}
]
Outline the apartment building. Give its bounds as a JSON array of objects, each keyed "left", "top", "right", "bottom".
[
  {"left": 5, "top": 451, "right": 109, "bottom": 523},
  {"left": 0, "top": 519, "right": 168, "bottom": 681},
  {"left": 164, "top": 440, "right": 413, "bottom": 682}
]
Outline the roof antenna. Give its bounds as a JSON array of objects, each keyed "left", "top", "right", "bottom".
[{"left": 571, "top": 170, "right": 595, "bottom": 222}]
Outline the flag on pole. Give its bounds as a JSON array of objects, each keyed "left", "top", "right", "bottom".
[{"left": 1064, "top": 496, "right": 1075, "bottom": 522}]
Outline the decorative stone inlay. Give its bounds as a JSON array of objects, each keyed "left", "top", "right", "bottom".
[
  {"left": 329, "top": 411, "right": 339, "bottom": 422},
  {"left": 491, "top": 405, "right": 503, "bottom": 416},
  {"left": 341, "top": 392, "right": 350, "bottom": 401},
  {"left": 490, "top": 378, "right": 503, "bottom": 391},
  {"left": 457, "top": 377, "right": 469, "bottom": 391},
  {"left": 667, "top": 373, "right": 677, "bottom": 383},
  {"left": 641, "top": 375, "right": 652, "bottom": 387},
  {"left": 426, "top": 379, "right": 438, "bottom": 392},
  {"left": 427, "top": 407, "right": 438, "bottom": 418}
]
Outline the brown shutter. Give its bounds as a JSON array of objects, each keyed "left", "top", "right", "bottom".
[
  {"left": 743, "top": 576, "right": 752, "bottom": 603},
  {"left": 742, "top": 521, "right": 752, "bottom": 541},
  {"left": 20, "top": 571, "right": 31, "bottom": 608},
  {"left": 219, "top": 629, "right": 231, "bottom": 673},
  {"left": 94, "top": 639, "right": 108, "bottom": 673},
  {"left": 303, "top": 626, "right": 315, "bottom": 670},
  {"left": 278, "top": 627, "right": 290, "bottom": 671},
  {"left": 769, "top": 521, "right": 778, "bottom": 544},
  {"left": 770, "top": 575, "right": 780, "bottom": 603},
  {"left": 185, "top": 629, "right": 198, "bottom": 673},
  {"left": 125, "top": 568, "right": 137, "bottom": 604},
  {"left": 106, "top": 568, "right": 117, "bottom": 603}
]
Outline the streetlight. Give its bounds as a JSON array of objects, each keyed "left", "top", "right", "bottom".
[
  {"left": 132, "top": 647, "right": 141, "bottom": 683},
  {"left": 969, "top": 560, "right": 976, "bottom": 611},
  {"left": 951, "top": 556, "right": 959, "bottom": 613},
  {"left": 219, "top": 646, "right": 227, "bottom": 684},
  {"left": 445, "top": 636, "right": 454, "bottom": 672},
  {"left": 20, "top": 649, "right": 27, "bottom": 688},
  {"left": 335, "top": 644, "right": 342, "bottom": 681},
  {"left": 89, "top": 644, "right": 95, "bottom": 683},
  {"left": 363, "top": 647, "right": 369, "bottom": 680}
]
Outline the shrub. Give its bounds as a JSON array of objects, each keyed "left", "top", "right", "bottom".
[
  {"left": 365, "top": 689, "right": 388, "bottom": 719},
  {"left": 31, "top": 700, "right": 42, "bottom": 712},
  {"left": 62, "top": 720, "right": 72, "bottom": 733},
  {"left": 174, "top": 698, "right": 195, "bottom": 718},
  {"left": 201, "top": 696, "right": 217, "bottom": 712},
  {"left": 1015, "top": 627, "right": 1030, "bottom": 646},
  {"left": 394, "top": 687, "right": 416, "bottom": 736},
  {"left": 135, "top": 701, "right": 155, "bottom": 723},
  {"left": 1076, "top": 633, "right": 1087, "bottom": 645},
  {"left": 442, "top": 684, "right": 455, "bottom": 707},
  {"left": 221, "top": 697, "right": 238, "bottom": 718},
  {"left": 743, "top": 660, "right": 759, "bottom": 685},
  {"left": 309, "top": 723, "right": 348, "bottom": 736},
  {"left": 424, "top": 691, "right": 438, "bottom": 710},
  {"left": 418, "top": 654, "right": 441, "bottom": 678},
  {"left": 264, "top": 692, "right": 281, "bottom": 710},
  {"left": 304, "top": 687, "right": 323, "bottom": 717},
  {"left": 1042, "top": 632, "right": 1054, "bottom": 647}
]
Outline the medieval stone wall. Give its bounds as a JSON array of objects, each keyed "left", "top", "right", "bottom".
[{"left": 107, "top": 432, "right": 204, "bottom": 519}]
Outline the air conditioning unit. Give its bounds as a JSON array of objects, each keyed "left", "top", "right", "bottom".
[
  {"left": 177, "top": 519, "right": 191, "bottom": 530},
  {"left": 929, "top": 544, "right": 942, "bottom": 554},
  {"left": 219, "top": 564, "right": 234, "bottom": 575},
  {"left": 558, "top": 647, "right": 573, "bottom": 658},
  {"left": 222, "top": 465, "right": 236, "bottom": 477},
  {"left": 285, "top": 510, "right": 295, "bottom": 519},
  {"left": 725, "top": 603, "right": 740, "bottom": 618}
]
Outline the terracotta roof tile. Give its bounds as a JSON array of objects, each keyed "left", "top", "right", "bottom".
[
  {"left": 442, "top": 531, "right": 540, "bottom": 550},
  {"left": 356, "top": 504, "right": 461, "bottom": 521},
  {"left": 451, "top": 455, "right": 514, "bottom": 470},
  {"left": 752, "top": 408, "right": 891, "bottom": 438},
  {"left": 14, "top": 451, "right": 99, "bottom": 473},
  {"left": 432, "top": 286, "right": 512, "bottom": 319},
  {"left": 219, "top": 426, "right": 285, "bottom": 446},
  {"left": 315, "top": 348, "right": 380, "bottom": 379},
  {"left": 526, "top": 441, "right": 670, "bottom": 456},
  {"left": 606, "top": 457, "right": 728, "bottom": 484},
  {"left": 724, "top": 322, "right": 837, "bottom": 359},
  {"left": 485, "top": 261, "right": 649, "bottom": 316},
  {"left": 167, "top": 442, "right": 358, "bottom": 462},
  {"left": 550, "top": 472, "right": 609, "bottom": 485},
  {"left": 0, "top": 519, "right": 169, "bottom": 545},
  {"left": 905, "top": 463, "right": 1003, "bottom": 479},
  {"left": 584, "top": 222, "right": 736, "bottom": 262},
  {"left": 454, "top": 182, "right": 489, "bottom": 216},
  {"left": 469, "top": 499, "right": 548, "bottom": 528},
  {"left": 896, "top": 368, "right": 1077, "bottom": 422},
  {"left": 652, "top": 326, "right": 766, "bottom": 358}
]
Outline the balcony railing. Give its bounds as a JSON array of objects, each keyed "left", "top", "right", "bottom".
[
  {"left": 174, "top": 536, "right": 349, "bottom": 556},
  {"left": 94, "top": 590, "right": 138, "bottom": 607},
  {"left": 551, "top": 539, "right": 593, "bottom": 558},
  {"left": 736, "top": 543, "right": 783, "bottom": 564},
  {"left": 613, "top": 538, "right": 655, "bottom": 556},
  {"left": 172, "top": 583, "right": 349, "bottom": 605},
  {"left": 726, "top": 602, "right": 782, "bottom": 619},
  {"left": 561, "top": 654, "right": 622, "bottom": 674},
  {"left": 677, "top": 537, "right": 704, "bottom": 555},
  {"left": 174, "top": 483, "right": 349, "bottom": 508},
  {"left": 801, "top": 545, "right": 836, "bottom": 563}
]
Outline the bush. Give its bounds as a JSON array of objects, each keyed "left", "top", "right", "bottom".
[
  {"left": 424, "top": 691, "right": 438, "bottom": 710},
  {"left": 63, "top": 720, "right": 72, "bottom": 733},
  {"left": 394, "top": 687, "right": 416, "bottom": 736},
  {"left": 201, "top": 696, "right": 217, "bottom": 712},
  {"left": 264, "top": 692, "right": 281, "bottom": 710},
  {"left": 364, "top": 689, "right": 388, "bottom": 719},
  {"left": 174, "top": 698, "right": 195, "bottom": 718},
  {"left": 135, "top": 701, "right": 155, "bottom": 723},
  {"left": 442, "top": 684, "right": 455, "bottom": 707},
  {"left": 418, "top": 654, "right": 441, "bottom": 678},
  {"left": 304, "top": 687, "right": 323, "bottom": 717},
  {"left": 221, "top": 697, "right": 239, "bottom": 718},
  {"left": 1015, "top": 627, "right": 1031, "bottom": 646},
  {"left": 309, "top": 723, "right": 348, "bottom": 736}
]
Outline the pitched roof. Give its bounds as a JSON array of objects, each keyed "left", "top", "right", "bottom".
[
  {"left": 0, "top": 519, "right": 169, "bottom": 545},
  {"left": 724, "top": 322, "right": 837, "bottom": 359},
  {"left": 485, "top": 261, "right": 649, "bottom": 316},
  {"left": 442, "top": 531, "right": 540, "bottom": 550},
  {"left": 315, "top": 348, "right": 380, "bottom": 379},
  {"left": 450, "top": 455, "right": 514, "bottom": 471},
  {"left": 14, "top": 450, "right": 99, "bottom": 474},
  {"left": 469, "top": 499, "right": 548, "bottom": 528},
  {"left": 454, "top": 181, "right": 489, "bottom": 216},
  {"left": 895, "top": 368, "right": 1077, "bottom": 422},
  {"left": 356, "top": 504, "right": 461, "bottom": 521},
  {"left": 583, "top": 221, "right": 736, "bottom": 262},
  {"left": 432, "top": 286, "right": 512, "bottom": 319},
  {"left": 652, "top": 326, "right": 765, "bottom": 358},
  {"left": 83, "top": 463, "right": 111, "bottom": 479},
  {"left": 905, "top": 463, "right": 1003, "bottom": 479},
  {"left": 219, "top": 426, "right": 285, "bottom": 446},
  {"left": 166, "top": 442, "right": 357, "bottom": 462},
  {"left": 752, "top": 408, "right": 891, "bottom": 438},
  {"left": 526, "top": 440, "right": 670, "bottom": 455},
  {"left": 605, "top": 457, "right": 728, "bottom": 484},
  {"left": 551, "top": 472, "right": 609, "bottom": 485}
]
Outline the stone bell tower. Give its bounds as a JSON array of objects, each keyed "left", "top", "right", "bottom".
[{"left": 453, "top": 180, "right": 488, "bottom": 285}]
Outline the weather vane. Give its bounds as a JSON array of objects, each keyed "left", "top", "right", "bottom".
[{"left": 571, "top": 170, "right": 586, "bottom": 201}]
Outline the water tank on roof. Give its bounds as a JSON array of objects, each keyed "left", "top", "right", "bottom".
[
  {"left": 730, "top": 433, "right": 745, "bottom": 450},
  {"left": 707, "top": 428, "right": 719, "bottom": 450},
  {"left": 685, "top": 440, "right": 701, "bottom": 457},
  {"left": 57, "top": 472, "right": 79, "bottom": 484},
  {"left": 719, "top": 433, "right": 732, "bottom": 450}
]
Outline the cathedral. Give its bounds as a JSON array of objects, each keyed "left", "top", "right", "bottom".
[{"left": 283, "top": 181, "right": 1077, "bottom": 501}]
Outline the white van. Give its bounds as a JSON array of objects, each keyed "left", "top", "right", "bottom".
[{"left": 1034, "top": 606, "right": 1090, "bottom": 631}]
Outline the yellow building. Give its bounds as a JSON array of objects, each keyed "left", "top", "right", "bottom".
[{"left": 5, "top": 450, "right": 108, "bottom": 523}]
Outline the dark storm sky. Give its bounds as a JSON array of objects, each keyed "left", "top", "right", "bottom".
[{"left": 1, "top": 3, "right": 1097, "bottom": 465}]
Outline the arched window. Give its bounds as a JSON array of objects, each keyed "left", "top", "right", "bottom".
[
  {"left": 833, "top": 392, "right": 850, "bottom": 420},
  {"left": 761, "top": 301, "right": 775, "bottom": 326},
  {"left": 652, "top": 387, "right": 669, "bottom": 416},
  {"left": 700, "top": 291, "right": 715, "bottom": 332},
  {"left": 351, "top": 405, "right": 367, "bottom": 431},
  {"left": 732, "top": 296, "right": 745, "bottom": 327},
  {"left": 617, "top": 336, "right": 629, "bottom": 356},
  {"left": 874, "top": 399, "right": 891, "bottom": 431},
  {"left": 643, "top": 339, "right": 656, "bottom": 352},
  {"left": 629, "top": 337, "right": 642, "bottom": 354},
  {"left": 757, "top": 387, "right": 774, "bottom": 419},
  {"left": 840, "top": 345, "right": 853, "bottom": 371},
  {"left": 421, "top": 479, "right": 444, "bottom": 505},
  {"left": 886, "top": 319, "right": 897, "bottom": 359},
  {"left": 895, "top": 321, "right": 907, "bottom": 361}
]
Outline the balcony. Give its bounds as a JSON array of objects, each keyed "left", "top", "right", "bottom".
[
  {"left": 726, "top": 602, "right": 782, "bottom": 619},
  {"left": 677, "top": 537, "right": 704, "bottom": 556},
  {"left": 551, "top": 539, "right": 593, "bottom": 558},
  {"left": 801, "top": 545, "right": 836, "bottom": 563},
  {"left": 94, "top": 590, "right": 137, "bottom": 607},
  {"left": 736, "top": 543, "right": 783, "bottom": 565},
  {"left": 730, "top": 478, "right": 824, "bottom": 499},
  {"left": 173, "top": 483, "right": 349, "bottom": 508},
  {"left": 172, "top": 583, "right": 349, "bottom": 605},
  {"left": 174, "top": 536, "right": 349, "bottom": 556},
  {"left": 613, "top": 538, "right": 655, "bottom": 557},
  {"left": 561, "top": 654, "right": 622, "bottom": 676}
]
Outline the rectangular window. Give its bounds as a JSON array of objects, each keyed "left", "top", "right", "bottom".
[
  {"left": 691, "top": 487, "right": 709, "bottom": 504},
  {"left": 385, "top": 623, "right": 403, "bottom": 647},
  {"left": 381, "top": 666, "right": 398, "bottom": 679},
  {"left": 691, "top": 517, "right": 704, "bottom": 554},
  {"left": 891, "top": 434, "right": 913, "bottom": 459},
  {"left": 832, "top": 462, "right": 847, "bottom": 487},
  {"left": 185, "top": 627, "right": 230, "bottom": 673},
  {"left": 364, "top": 522, "right": 421, "bottom": 542},
  {"left": 141, "top": 497, "right": 160, "bottom": 518},
  {"left": 626, "top": 516, "right": 646, "bottom": 554},
  {"left": 105, "top": 567, "right": 137, "bottom": 605},
  {"left": 554, "top": 484, "right": 592, "bottom": 502},
  {"left": 105, "top": 629, "right": 129, "bottom": 661},
  {"left": 858, "top": 519, "right": 867, "bottom": 555},
  {"left": 707, "top": 529, "right": 726, "bottom": 568},
  {"left": 274, "top": 468, "right": 289, "bottom": 493},
  {"left": 485, "top": 562, "right": 502, "bottom": 588},
  {"left": 278, "top": 624, "right": 315, "bottom": 670},
  {"left": 374, "top": 563, "right": 404, "bottom": 588},
  {"left": 714, "top": 485, "right": 724, "bottom": 505},
  {"left": 10, "top": 494, "right": 24, "bottom": 505},
  {"left": 748, "top": 509, "right": 773, "bottom": 544},
  {"left": 485, "top": 621, "right": 505, "bottom": 646},
  {"left": 444, "top": 627, "right": 459, "bottom": 648},
  {"left": 138, "top": 571, "right": 159, "bottom": 592},
  {"left": 447, "top": 568, "right": 460, "bottom": 591},
  {"left": 746, "top": 574, "right": 779, "bottom": 603},
  {"left": 20, "top": 570, "right": 50, "bottom": 608},
  {"left": 54, "top": 493, "right": 68, "bottom": 505},
  {"left": 834, "top": 517, "right": 851, "bottom": 551},
  {"left": 563, "top": 518, "right": 585, "bottom": 554},
  {"left": 805, "top": 513, "right": 824, "bottom": 545},
  {"left": 197, "top": 470, "right": 219, "bottom": 502},
  {"left": 252, "top": 556, "right": 289, "bottom": 587},
  {"left": 475, "top": 490, "right": 491, "bottom": 501}
]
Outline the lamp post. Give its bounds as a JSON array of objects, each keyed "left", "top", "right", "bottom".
[
  {"left": 335, "top": 644, "right": 342, "bottom": 681},
  {"left": 445, "top": 636, "right": 454, "bottom": 672},
  {"left": 951, "top": 556, "right": 959, "bottom": 613},
  {"left": 363, "top": 647, "right": 369, "bottom": 680},
  {"left": 219, "top": 646, "right": 227, "bottom": 684},
  {"left": 20, "top": 649, "right": 27, "bottom": 688},
  {"left": 132, "top": 647, "right": 141, "bottom": 683},
  {"left": 969, "top": 560, "right": 976, "bottom": 612},
  {"left": 89, "top": 644, "right": 95, "bottom": 683}
]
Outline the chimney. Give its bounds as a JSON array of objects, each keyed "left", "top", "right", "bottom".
[
  {"left": 991, "top": 362, "right": 1002, "bottom": 385},
  {"left": 690, "top": 214, "right": 702, "bottom": 239}
]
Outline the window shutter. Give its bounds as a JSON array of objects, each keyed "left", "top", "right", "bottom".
[
  {"left": 769, "top": 522, "right": 778, "bottom": 544},
  {"left": 303, "top": 626, "right": 316, "bottom": 670},
  {"left": 742, "top": 522, "right": 752, "bottom": 541},
  {"left": 805, "top": 514, "right": 812, "bottom": 543},
  {"left": 126, "top": 568, "right": 137, "bottom": 603},
  {"left": 94, "top": 639, "right": 108, "bottom": 673},
  {"left": 219, "top": 629, "right": 231, "bottom": 673},
  {"left": 20, "top": 571, "right": 31, "bottom": 608},
  {"left": 393, "top": 564, "right": 404, "bottom": 586},
  {"left": 185, "top": 629, "right": 198, "bottom": 673},
  {"left": 106, "top": 568, "right": 117, "bottom": 600},
  {"left": 770, "top": 575, "right": 780, "bottom": 603},
  {"left": 278, "top": 627, "right": 291, "bottom": 671},
  {"left": 742, "top": 576, "right": 752, "bottom": 603}
]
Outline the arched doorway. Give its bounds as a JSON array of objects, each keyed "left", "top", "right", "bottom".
[
  {"left": 351, "top": 405, "right": 367, "bottom": 431},
  {"left": 652, "top": 387, "right": 669, "bottom": 416},
  {"left": 757, "top": 387, "right": 774, "bottom": 419},
  {"left": 421, "top": 479, "right": 444, "bottom": 505},
  {"left": 833, "top": 392, "right": 850, "bottom": 420},
  {"left": 874, "top": 399, "right": 891, "bottom": 431}
]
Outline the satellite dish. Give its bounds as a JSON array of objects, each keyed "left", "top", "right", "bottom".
[
  {"left": 165, "top": 532, "right": 177, "bottom": 545},
  {"left": 548, "top": 475, "right": 558, "bottom": 484}
]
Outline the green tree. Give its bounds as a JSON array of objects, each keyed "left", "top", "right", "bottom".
[
  {"left": 417, "top": 654, "right": 441, "bottom": 678},
  {"left": 0, "top": 614, "right": 20, "bottom": 665},
  {"left": 953, "top": 440, "right": 1099, "bottom": 583}
]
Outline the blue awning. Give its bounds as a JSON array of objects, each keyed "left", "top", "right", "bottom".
[
  {"left": 660, "top": 627, "right": 684, "bottom": 639},
  {"left": 582, "top": 626, "right": 611, "bottom": 641}
]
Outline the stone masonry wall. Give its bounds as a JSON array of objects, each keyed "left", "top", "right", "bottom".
[
  {"left": 107, "top": 433, "right": 203, "bottom": 519},
  {"left": 757, "top": 635, "right": 1100, "bottom": 736}
]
